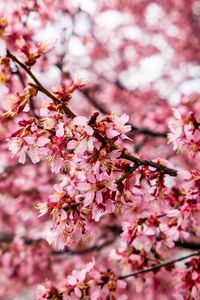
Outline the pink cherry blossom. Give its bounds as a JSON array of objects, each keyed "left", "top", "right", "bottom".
[{"left": 1, "top": 2, "right": 200, "bottom": 300}]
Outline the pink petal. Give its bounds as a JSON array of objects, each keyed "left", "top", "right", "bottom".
[
  {"left": 72, "top": 116, "right": 87, "bottom": 126},
  {"left": 87, "top": 173, "right": 96, "bottom": 184},
  {"left": 37, "top": 136, "right": 50, "bottom": 147},
  {"left": 74, "top": 287, "right": 82, "bottom": 297},
  {"left": 24, "top": 136, "right": 35, "bottom": 145},
  {"left": 85, "top": 125, "right": 94, "bottom": 136},
  {"left": 117, "top": 280, "right": 127, "bottom": 289},
  {"left": 84, "top": 192, "right": 95, "bottom": 206},
  {"left": 77, "top": 183, "right": 91, "bottom": 190},
  {"left": 28, "top": 147, "right": 40, "bottom": 164},
  {"left": 67, "top": 140, "right": 76, "bottom": 149},
  {"left": 18, "top": 149, "right": 26, "bottom": 164},
  {"left": 56, "top": 123, "right": 65, "bottom": 138},
  {"left": 76, "top": 139, "right": 88, "bottom": 153},
  {"left": 67, "top": 275, "right": 77, "bottom": 286},
  {"left": 96, "top": 191, "right": 103, "bottom": 204},
  {"left": 120, "top": 114, "right": 129, "bottom": 124},
  {"left": 78, "top": 269, "right": 87, "bottom": 281},
  {"left": 106, "top": 129, "right": 119, "bottom": 139},
  {"left": 0, "top": 39, "right": 6, "bottom": 56},
  {"left": 173, "top": 108, "right": 182, "bottom": 119}
]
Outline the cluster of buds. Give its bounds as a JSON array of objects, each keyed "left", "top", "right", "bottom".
[
  {"left": 2, "top": 86, "right": 37, "bottom": 120},
  {"left": 16, "top": 38, "right": 52, "bottom": 66}
]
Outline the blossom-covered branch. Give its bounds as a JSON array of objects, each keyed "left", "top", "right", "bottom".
[
  {"left": 82, "top": 89, "right": 168, "bottom": 138},
  {"left": 1, "top": 2, "right": 200, "bottom": 299},
  {"left": 7, "top": 50, "right": 76, "bottom": 118}
]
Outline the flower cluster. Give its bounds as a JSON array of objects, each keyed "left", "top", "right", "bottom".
[
  {"left": 1, "top": 2, "right": 200, "bottom": 299},
  {"left": 17, "top": 38, "right": 52, "bottom": 66},
  {"left": 168, "top": 109, "right": 200, "bottom": 157},
  {"left": 8, "top": 118, "right": 50, "bottom": 164},
  {"left": 177, "top": 257, "right": 200, "bottom": 300},
  {"left": 38, "top": 260, "right": 127, "bottom": 300},
  {"left": 3, "top": 86, "right": 37, "bottom": 120}
]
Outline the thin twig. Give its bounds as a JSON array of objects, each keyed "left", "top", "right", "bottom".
[
  {"left": 120, "top": 152, "right": 177, "bottom": 177},
  {"left": 52, "top": 239, "right": 116, "bottom": 255},
  {"left": 0, "top": 233, "right": 117, "bottom": 256},
  {"left": 81, "top": 89, "right": 168, "bottom": 138},
  {"left": 118, "top": 250, "right": 200, "bottom": 279},
  {"left": 7, "top": 50, "right": 76, "bottom": 118}
]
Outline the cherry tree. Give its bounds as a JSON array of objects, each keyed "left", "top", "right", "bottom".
[{"left": 0, "top": 0, "right": 200, "bottom": 299}]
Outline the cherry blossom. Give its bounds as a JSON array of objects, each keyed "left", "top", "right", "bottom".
[{"left": 0, "top": 1, "right": 200, "bottom": 299}]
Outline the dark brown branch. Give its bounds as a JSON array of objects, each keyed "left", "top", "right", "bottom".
[
  {"left": 52, "top": 239, "right": 116, "bottom": 255},
  {"left": 120, "top": 152, "right": 177, "bottom": 177},
  {"left": 175, "top": 240, "right": 200, "bottom": 250},
  {"left": 7, "top": 50, "right": 177, "bottom": 178},
  {"left": 134, "top": 136, "right": 150, "bottom": 153},
  {"left": 0, "top": 233, "right": 117, "bottom": 255},
  {"left": 116, "top": 165, "right": 138, "bottom": 185},
  {"left": 0, "top": 162, "right": 32, "bottom": 180},
  {"left": 130, "top": 125, "right": 167, "bottom": 138},
  {"left": 7, "top": 50, "right": 76, "bottom": 118},
  {"left": 118, "top": 250, "right": 200, "bottom": 279},
  {"left": 81, "top": 89, "right": 167, "bottom": 138}
]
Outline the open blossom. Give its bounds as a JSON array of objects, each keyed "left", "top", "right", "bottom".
[
  {"left": 77, "top": 172, "right": 117, "bottom": 221},
  {"left": 2, "top": 86, "right": 37, "bottom": 119},
  {"left": 121, "top": 213, "right": 188, "bottom": 254},
  {"left": 52, "top": 85, "right": 72, "bottom": 102},
  {"left": 16, "top": 38, "right": 53, "bottom": 66},
  {"left": 2, "top": 2, "right": 200, "bottom": 299},
  {"left": 73, "top": 72, "right": 87, "bottom": 88},
  {"left": 102, "top": 114, "right": 132, "bottom": 140},
  {"left": 67, "top": 116, "right": 100, "bottom": 154},
  {"left": 9, "top": 134, "right": 50, "bottom": 164},
  {"left": 168, "top": 109, "right": 200, "bottom": 157},
  {"left": 66, "top": 260, "right": 95, "bottom": 298},
  {"left": 38, "top": 262, "right": 127, "bottom": 300},
  {"left": 67, "top": 72, "right": 87, "bottom": 93},
  {"left": 37, "top": 281, "right": 63, "bottom": 300}
]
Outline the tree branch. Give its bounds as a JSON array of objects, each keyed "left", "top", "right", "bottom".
[
  {"left": 6, "top": 50, "right": 177, "bottom": 178},
  {"left": 0, "top": 232, "right": 118, "bottom": 255},
  {"left": 7, "top": 50, "right": 76, "bottom": 118},
  {"left": 52, "top": 239, "right": 116, "bottom": 255},
  {"left": 81, "top": 89, "right": 168, "bottom": 138},
  {"left": 118, "top": 250, "right": 200, "bottom": 279},
  {"left": 120, "top": 151, "right": 177, "bottom": 177}
]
